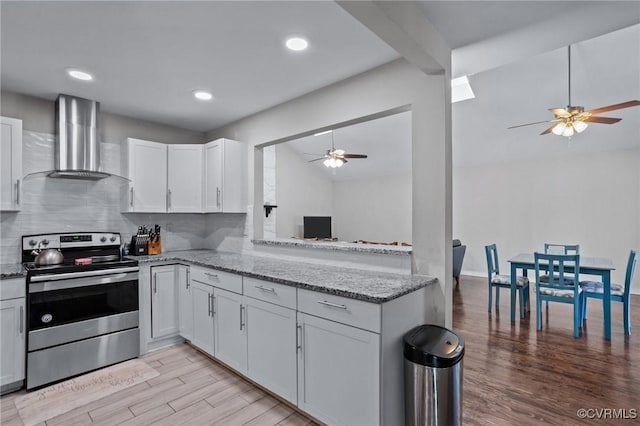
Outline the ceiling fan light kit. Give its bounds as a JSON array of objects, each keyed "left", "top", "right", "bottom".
[{"left": 508, "top": 45, "right": 640, "bottom": 138}]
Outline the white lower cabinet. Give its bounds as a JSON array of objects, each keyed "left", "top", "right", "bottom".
[
  {"left": 1, "top": 278, "right": 26, "bottom": 394},
  {"left": 213, "top": 288, "right": 247, "bottom": 375},
  {"left": 297, "top": 312, "right": 380, "bottom": 426},
  {"left": 178, "top": 265, "right": 193, "bottom": 340},
  {"left": 190, "top": 280, "right": 215, "bottom": 355},
  {"left": 150, "top": 265, "right": 179, "bottom": 339},
  {"left": 244, "top": 296, "right": 297, "bottom": 405}
]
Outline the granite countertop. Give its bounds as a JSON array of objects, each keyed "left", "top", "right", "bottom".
[
  {"left": 132, "top": 250, "right": 434, "bottom": 303},
  {"left": 0, "top": 263, "right": 26, "bottom": 279},
  {"left": 252, "top": 238, "right": 412, "bottom": 256}
]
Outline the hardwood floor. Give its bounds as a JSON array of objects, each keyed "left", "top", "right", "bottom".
[
  {"left": 0, "top": 345, "right": 318, "bottom": 426},
  {"left": 2, "top": 276, "right": 637, "bottom": 425},
  {"left": 456, "top": 275, "right": 640, "bottom": 425}
]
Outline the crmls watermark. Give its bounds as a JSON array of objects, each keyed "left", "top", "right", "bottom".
[{"left": 576, "top": 408, "right": 637, "bottom": 420}]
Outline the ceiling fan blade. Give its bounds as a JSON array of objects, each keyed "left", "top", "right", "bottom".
[
  {"left": 308, "top": 157, "right": 326, "bottom": 163},
  {"left": 508, "top": 119, "right": 558, "bottom": 129},
  {"left": 540, "top": 123, "right": 558, "bottom": 135},
  {"left": 549, "top": 108, "right": 571, "bottom": 118},
  {"left": 583, "top": 116, "right": 622, "bottom": 124},
  {"left": 586, "top": 100, "right": 640, "bottom": 115},
  {"left": 342, "top": 154, "right": 368, "bottom": 159}
]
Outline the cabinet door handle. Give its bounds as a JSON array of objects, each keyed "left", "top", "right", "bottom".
[
  {"left": 167, "top": 189, "right": 172, "bottom": 210},
  {"left": 204, "top": 272, "right": 218, "bottom": 279},
  {"left": 240, "top": 305, "right": 245, "bottom": 330},
  {"left": 186, "top": 268, "right": 190, "bottom": 289},
  {"left": 130, "top": 187, "right": 134, "bottom": 207},
  {"left": 216, "top": 187, "right": 221, "bottom": 208},
  {"left": 15, "top": 179, "right": 20, "bottom": 206},
  {"left": 317, "top": 300, "right": 348, "bottom": 310},
  {"left": 153, "top": 273, "right": 157, "bottom": 293},
  {"left": 255, "top": 285, "right": 276, "bottom": 294},
  {"left": 208, "top": 293, "right": 212, "bottom": 317},
  {"left": 296, "top": 324, "right": 302, "bottom": 352},
  {"left": 19, "top": 306, "right": 24, "bottom": 334},
  {"left": 212, "top": 295, "right": 216, "bottom": 316}
]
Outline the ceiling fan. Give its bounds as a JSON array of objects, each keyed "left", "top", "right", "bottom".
[
  {"left": 508, "top": 45, "right": 640, "bottom": 137},
  {"left": 308, "top": 131, "right": 367, "bottom": 168}
]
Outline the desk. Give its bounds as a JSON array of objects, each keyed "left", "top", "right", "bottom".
[{"left": 508, "top": 254, "right": 615, "bottom": 340}]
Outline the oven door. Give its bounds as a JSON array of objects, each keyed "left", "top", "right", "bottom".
[{"left": 28, "top": 267, "right": 139, "bottom": 332}]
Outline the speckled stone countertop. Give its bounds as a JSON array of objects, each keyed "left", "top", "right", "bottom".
[
  {"left": 132, "top": 250, "right": 434, "bottom": 303},
  {"left": 0, "top": 263, "right": 26, "bottom": 279},
  {"left": 252, "top": 238, "right": 412, "bottom": 256}
]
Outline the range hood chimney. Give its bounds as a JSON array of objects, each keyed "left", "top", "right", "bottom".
[{"left": 49, "top": 94, "right": 110, "bottom": 180}]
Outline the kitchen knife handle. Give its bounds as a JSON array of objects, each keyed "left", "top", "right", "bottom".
[
  {"left": 130, "top": 187, "right": 134, "bottom": 207},
  {"left": 216, "top": 187, "right": 221, "bottom": 208},
  {"left": 153, "top": 273, "right": 157, "bottom": 293},
  {"left": 15, "top": 179, "right": 20, "bottom": 206},
  {"left": 19, "top": 306, "right": 24, "bottom": 334}
]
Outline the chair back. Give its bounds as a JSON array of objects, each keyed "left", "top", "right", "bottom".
[
  {"left": 624, "top": 250, "right": 639, "bottom": 299},
  {"left": 535, "top": 252, "right": 580, "bottom": 292},
  {"left": 544, "top": 243, "right": 580, "bottom": 255},
  {"left": 485, "top": 244, "right": 499, "bottom": 277}
]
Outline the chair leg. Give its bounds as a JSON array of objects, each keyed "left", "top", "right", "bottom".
[
  {"left": 574, "top": 299, "right": 581, "bottom": 338},
  {"left": 581, "top": 295, "right": 587, "bottom": 321},
  {"left": 536, "top": 294, "right": 542, "bottom": 331},
  {"left": 496, "top": 287, "right": 500, "bottom": 308},
  {"left": 488, "top": 284, "right": 493, "bottom": 313},
  {"left": 624, "top": 298, "right": 631, "bottom": 336},
  {"left": 518, "top": 289, "right": 523, "bottom": 319}
]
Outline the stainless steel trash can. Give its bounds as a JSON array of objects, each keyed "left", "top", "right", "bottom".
[{"left": 404, "top": 324, "right": 465, "bottom": 426}]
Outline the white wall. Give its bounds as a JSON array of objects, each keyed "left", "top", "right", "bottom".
[
  {"left": 454, "top": 147, "right": 640, "bottom": 292},
  {"left": 275, "top": 144, "right": 333, "bottom": 239},
  {"left": 333, "top": 174, "right": 411, "bottom": 243}
]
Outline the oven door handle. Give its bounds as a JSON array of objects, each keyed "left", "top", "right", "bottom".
[
  {"left": 29, "top": 271, "right": 139, "bottom": 293},
  {"left": 29, "top": 267, "right": 140, "bottom": 283}
]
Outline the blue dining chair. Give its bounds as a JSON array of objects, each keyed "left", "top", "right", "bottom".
[
  {"left": 485, "top": 244, "right": 530, "bottom": 317},
  {"left": 534, "top": 252, "right": 582, "bottom": 338},
  {"left": 541, "top": 244, "right": 580, "bottom": 307},
  {"left": 580, "top": 250, "right": 638, "bottom": 335}
]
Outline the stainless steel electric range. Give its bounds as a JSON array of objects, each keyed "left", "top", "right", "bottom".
[{"left": 22, "top": 232, "right": 140, "bottom": 390}]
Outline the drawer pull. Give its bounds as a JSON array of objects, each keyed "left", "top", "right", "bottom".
[
  {"left": 204, "top": 272, "right": 218, "bottom": 279},
  {"left": 19, "top": 306, "right": 24, "bottom": 334},
  {"left": 296, "top": 324, "right": 302, "bottom": 352},
  {"left": 317, "top": 300, "right": 348, "bottom": 310},
  {"left": 255, "top": 285, "right": 276, "bottom": 294}
]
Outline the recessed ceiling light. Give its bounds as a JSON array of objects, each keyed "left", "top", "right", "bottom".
[
  {"left": 193, "top": 91, "right": 213, "bottom": 101},
  {"left": 67, "top": 69, "right": 93, "bottom": 81},
  {"left": 285, "top": 37, "right": 308, "bottom": 51}
]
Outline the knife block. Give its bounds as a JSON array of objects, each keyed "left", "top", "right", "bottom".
[
  {"left": 129, "top": 235, "right": 149, "bottom": 256},
  {"left": 148, "top": 239, "right": 162, "bottom": 255}
]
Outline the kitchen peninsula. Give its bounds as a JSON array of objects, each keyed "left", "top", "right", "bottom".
[{"left": 134, "top": 249, "right": 435, "bottom": 425}]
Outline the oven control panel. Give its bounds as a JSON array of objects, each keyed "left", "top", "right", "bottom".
[{"left": 22, "top": 232, "right": 121, "bottom": 250}]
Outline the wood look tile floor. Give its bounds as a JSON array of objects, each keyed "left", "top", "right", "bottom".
[
  {"left": 2, "top": 276, "right": 638, "bottom": 425},
  {"left": 0, "top": 345, "right": 318, "bottom": 426}
]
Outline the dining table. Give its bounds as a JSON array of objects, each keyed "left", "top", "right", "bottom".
[{"left": 508, "top": 253, "right": 615, "bottom": 340}]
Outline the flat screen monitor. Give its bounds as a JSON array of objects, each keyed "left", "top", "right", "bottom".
[{"left": 303, "top": 216, "right": 332, "bottom": 239}]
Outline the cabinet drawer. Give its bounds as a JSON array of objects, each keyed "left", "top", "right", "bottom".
[
  {"left": 297, "top": 289, "right": 381, "bottom": 333},
  {"left": 1, "top": 278, "right": 25, "bottom": 300},
  {"left": 244, "top": 277, "right": 296, "bottom": 310},
  {"left": 191, "top": 266, "right": 242, "bottom": 294}
]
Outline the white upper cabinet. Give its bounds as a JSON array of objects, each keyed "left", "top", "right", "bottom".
[
  {"left": 167, "top": 145, "right": 203, "bottom": 212},
  {"left": 204, "top": 138, "right": 247, "bottom": 213},
  {"left": 122, "top": 138, "right": 167, "bottom": 213},
  {"left": 0, "top": 117, "right": 23, "bottom": 211}
]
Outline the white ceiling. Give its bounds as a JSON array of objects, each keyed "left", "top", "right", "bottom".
[{"left": 1, "top": 1, "right": 639, "bottom": 172}]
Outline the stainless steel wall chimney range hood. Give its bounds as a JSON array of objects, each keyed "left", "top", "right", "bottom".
[{"left": 50, "top": 94, "right": 109, "bottom": 180}]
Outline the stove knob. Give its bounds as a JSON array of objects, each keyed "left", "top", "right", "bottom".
[
  {"left": 41, "top": 239, "right": 49, "bottom": 246},
  {"left": 110, "top": 235, "right": 117, "bottom": 242},
  {"left": 100, "top": 236, "right": 107, "bottom": 243},
  {"left": 29, "top": 239, "right": 38, "bottom": 246}
]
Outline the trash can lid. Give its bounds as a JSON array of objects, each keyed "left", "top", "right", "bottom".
[{"left": 403, "top": 324, "right": 465, "bottom": 368}]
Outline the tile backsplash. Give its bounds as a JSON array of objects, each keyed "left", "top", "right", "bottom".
[{"left": 0, "top": 130, "right": 247, "bottom": 264}]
